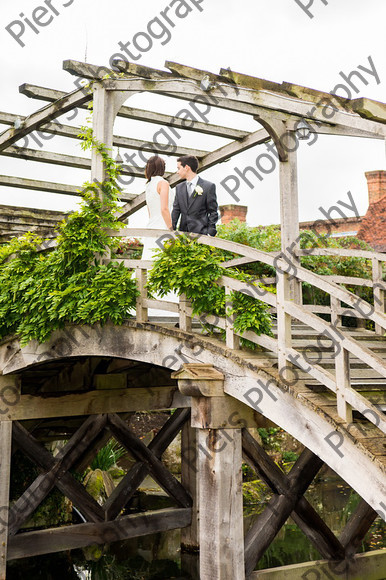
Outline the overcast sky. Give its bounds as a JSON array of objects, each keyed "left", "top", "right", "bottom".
[{"left": 0, "top": 0, "right": 385, "bottom": 227}]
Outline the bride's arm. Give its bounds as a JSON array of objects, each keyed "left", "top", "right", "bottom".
[{"left": 157, "top": 180, "right": 172, "bottom": 229}]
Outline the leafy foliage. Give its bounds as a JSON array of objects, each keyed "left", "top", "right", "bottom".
[
  {"left": 217, "top": 219, "right": 379, "bottom": 311},
  {"left": 91, "top": 439, "right": 127, "bottom": 471},
  {"left": 0, "top": 129, "right": 138, "bottom": 346},
  {"left": 147, "top": 234, "right": 273, "bottom": 345}
]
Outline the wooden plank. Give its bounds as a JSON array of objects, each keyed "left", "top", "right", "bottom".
[
  {"left": 165, "top": 60, "right": 225, "bottom": 84},
  {"left": 63, "top": 59, "right": 173, "bottom": 80},
  {"left": 0, "top": 145, "right": 160, "bottom": 183},
  {"left": 198, "top": 428, "right": 245, "bottom": 580},
  {"left": 179, "top": 126, "right": 270, "bottom": 172},
  {"left": 167, "top": 61, "right": 349, "bottom": 122},
  {"left": 322, "top": 275, "right": 374, "bottom": 287},
  {"left": 91, "top": 86, "right": 120, "bottom": 185},
  {"left": 297, "top": 248, "right": 386, "bottom": 262},
  {"left": 0, "top": 175, "right": 81, "bottom": 196},
  {"left": 3, "top": 387, "right": 190, "bottom": 421},
  {"left": 107, "top": 413, "right": 192, "bottom": 508},
  {"left": 218, "top": 67, "right": 349, "bottom": 111},
  {"left": 351, "top": 97, "right": 386, "bottom": 124},
  {"left": 0, "top": 88, "right": 91, "bottom": 152},
  {"left": 1, "top": 146, "right": 93, "bottom": 170},
  {"left": 181, "top": 420, "right": 199, "bottom": 552},
  {"left": 180, "top": 421, "right": 199, "bottom": 579},
  {"left": 354, "top": 437, "right": 386, "bottom": 456},
  {"left": 284, "top": 301, "right": 386, "bottom": 379},
  {"left": 0, "top": 421, "right": 12, "bottom": 580},
  {"left": 249, "top": 549, "right": 386, "bottom": 580},
  {"left": 19, "top": 84, "right": 250, "bottom": 140},
  {"left": 7, "top": 507, "right": 191, "bottom": 560},
  {"left": 178, "top": 294, "right": 192, "bottom": 332},
  {"left": 335, "top": 347, "right": 353, "bottom": 422},
  {"left": 218, "top": 275, "right": 277, "bottom": 307},
  {"left": 143, "top": 298, "right": 179, "bottom": 313},
  {"left": 279, "top": 142, "right": 301, "bottom": 302},
  {"left": 0, "top": 174, "right": 136, "bottom": 202},
  {"left": 103, "top": 78, "right": 386, "bottom": 137},
  {"left": 277, "top": 272, "right": 293, "bottom": 383},
  {"left": 135, "top": 267, "right": 148, "bottom": 322},
  {"left": 113, "top": 134, "right": 208, "bottom": 158},
  {"left": 0, "top": 112, "right": 208, "bottom": 157},
  {"left": 373, "top": 258, "right": 386, "bottom": 335}
]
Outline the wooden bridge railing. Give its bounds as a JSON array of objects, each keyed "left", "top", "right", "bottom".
[{"left": 102, "top": 229, "right": 386, "bottom": 433}]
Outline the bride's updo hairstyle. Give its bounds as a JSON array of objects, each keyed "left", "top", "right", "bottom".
[{"left": 145, "top": 155, "right": 165, "bottom": 182}]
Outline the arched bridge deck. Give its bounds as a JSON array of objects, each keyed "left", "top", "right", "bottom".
[
  {"left": 0, "top": 315, "right": 385, "bottom": 577},
  {"left": 0, "top": 231, "right": 385, "bottom": 579}
]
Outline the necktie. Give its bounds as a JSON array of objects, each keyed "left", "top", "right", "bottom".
[{"left": 187, "top": 182, "right": 194, "bottom": 197}]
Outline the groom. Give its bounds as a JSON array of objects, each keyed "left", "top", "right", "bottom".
[{"left": 172, "top": 155, "right": 219, "bottom": 236}]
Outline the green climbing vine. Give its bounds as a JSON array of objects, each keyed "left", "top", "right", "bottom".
[
  {"left": 147, "top": 234, "right": 274, "bottom": 345},
  {"left": 0, "top": 124, "right": 138, "bottom": 346},
  {"left": 0, "top": 114, "right": 273, "bottom": 349}
]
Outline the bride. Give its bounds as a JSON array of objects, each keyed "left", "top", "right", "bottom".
[
  {"left": 141, "top": 155, "right": 178, "bottom": 317},
  {"left": 142, "top": 155, "right": 173, "bottom": 259}
]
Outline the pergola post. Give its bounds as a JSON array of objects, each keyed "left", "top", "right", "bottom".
[
  {"left": 279, "top": 136, "right": 302, "bottom": 304},
  {"left": 173, "top": 364, "right": 245, "bottom": 580},
  {"left": 91, "top": 85, "right": 131, "bottom": 186}
]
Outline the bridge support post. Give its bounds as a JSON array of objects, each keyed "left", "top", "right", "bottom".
[
  {"left": 0, "top": 421, "right": 12, "bottom": 580},
  {"left": 173, "top": 364, "right": 245, "bottom": 580},
  {"left": 180, "top": 421, "right": 199, "bottom": 579}
]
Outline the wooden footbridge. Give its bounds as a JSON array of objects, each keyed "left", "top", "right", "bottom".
[{"left": 0, "top": 60, "right": 385, "bottom": 579}]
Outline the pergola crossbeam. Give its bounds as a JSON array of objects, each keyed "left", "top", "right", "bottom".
[
  {"left": 63, "top": 58, "right": 173, "bottom": 80},
  {"left": 0, "top": 174, "right": 135, "bottom": 202},
  {"left": 102, "top": 78, "right": 386, "bottom": 137},
  {"left": 0, "top": 88, "right": 92, "bottom": 152},
  {"left": 0, "top": 112, "right": 210, "bottom": 157},
  {"left": 19, "top": 83, "right": 250, "bottom": 140},
  {"left": 0, "top": 146, "right": 167, "bottom": 181}
]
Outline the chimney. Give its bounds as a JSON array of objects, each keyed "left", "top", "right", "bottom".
[
  {"left": 365, "top": 170, "right": 386, "bottom": 205},
  {"left": 220, "top": 204, "right": 248, "bottom": 224}
]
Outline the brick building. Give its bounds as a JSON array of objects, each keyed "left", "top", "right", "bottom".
[{"left": 220, "top": 170, "right": 386, "bottom": 252}]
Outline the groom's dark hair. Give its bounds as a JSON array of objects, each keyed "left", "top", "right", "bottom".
[{"left": 177, "top": 155, "right": 199, "bottom": 173}]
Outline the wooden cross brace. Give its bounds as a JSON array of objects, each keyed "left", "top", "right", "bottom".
[
  {"left": 242, "top": 430, "right": 378, "bottom": 576},
  {"left": 243, "top": 430, "right": 338, "bottom": 576},
  {"left": 9, "top": 409, "right": 191, "bottom": 536}
]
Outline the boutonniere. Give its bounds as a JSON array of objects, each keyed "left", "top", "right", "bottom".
[{"left": 194, "top": 185, "right": 203, "bottom": 198}]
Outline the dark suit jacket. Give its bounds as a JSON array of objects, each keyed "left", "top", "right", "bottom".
[{"left": 171, "top": 177, "right": 219, "bottom": 236}]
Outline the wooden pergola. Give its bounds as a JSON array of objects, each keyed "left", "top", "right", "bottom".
[
  {"left": 1, "top": 59, "right": 386, "bottom": 241},
  {"left": 0, "top": 60, "right": 386, "bottom": 580}
]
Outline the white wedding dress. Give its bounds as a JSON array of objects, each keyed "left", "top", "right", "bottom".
[{"left": 141, "top": 176, "right": 179, "bottom": 318}]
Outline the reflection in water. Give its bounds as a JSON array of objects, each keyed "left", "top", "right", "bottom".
[{"left": 7, "top": 469, "right": 385, "bottom": 579}]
